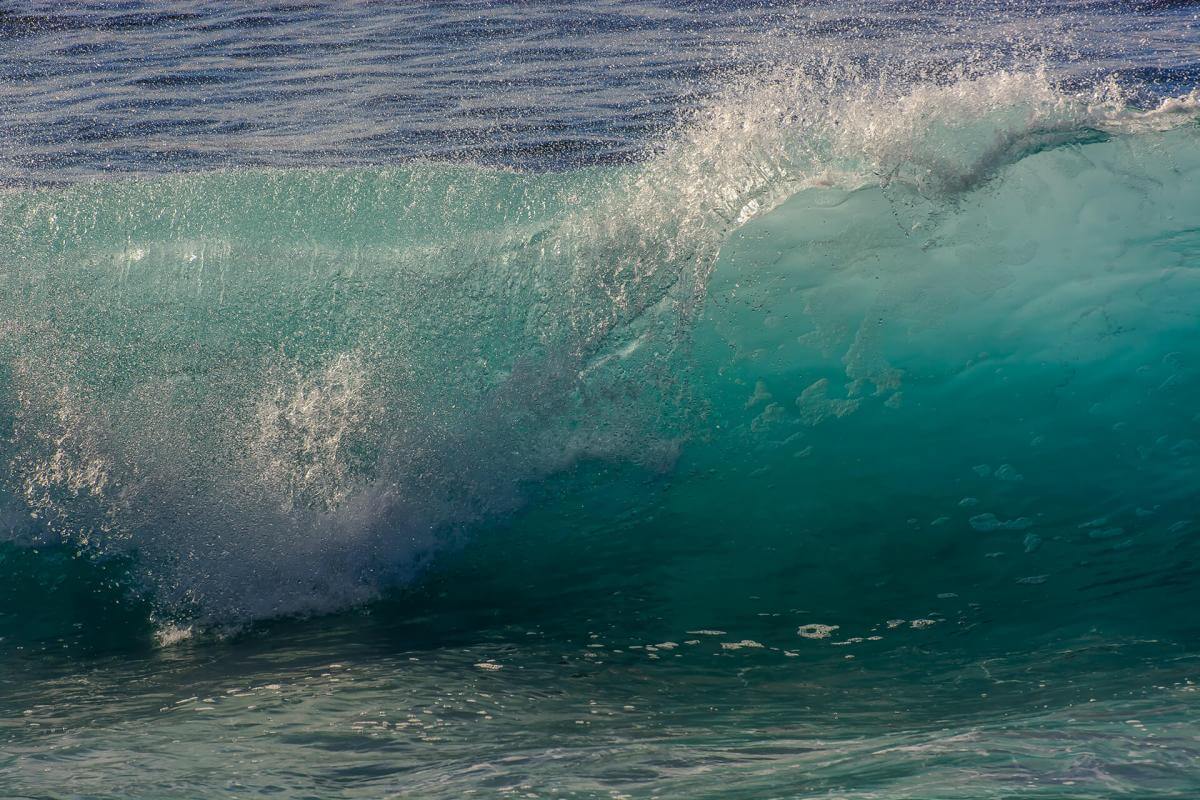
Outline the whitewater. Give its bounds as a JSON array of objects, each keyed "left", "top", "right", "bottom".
[{"left": 1, "top": 2, "right": 1199, "bottom": 798}]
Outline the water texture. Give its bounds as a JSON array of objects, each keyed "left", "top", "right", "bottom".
[{"left": 0, "top": 2, "right": 1199, "bottom": 798}]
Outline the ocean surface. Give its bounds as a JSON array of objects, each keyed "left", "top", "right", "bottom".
[{"left": 1, "top": 2, "right": 1199, "bottom": 798}]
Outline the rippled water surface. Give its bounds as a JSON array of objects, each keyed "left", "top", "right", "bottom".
[{"left": 0, "top": 0, "right": 1196, "bottom": 178}]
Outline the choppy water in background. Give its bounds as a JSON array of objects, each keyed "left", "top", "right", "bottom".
[
  {"left": 0, "top": 0, "right": 1197, "bottom": 178},
  {"left": 1, "top": 2, "right": 1200, "bottom": 798}
]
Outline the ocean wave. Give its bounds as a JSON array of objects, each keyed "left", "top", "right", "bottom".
[{"left": 0, "top": 65, "right": 1197, "bottom": 633}]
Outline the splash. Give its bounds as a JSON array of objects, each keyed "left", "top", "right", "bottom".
[{"left": 0, "top": 64, "right": 1196, "bottom": 629}]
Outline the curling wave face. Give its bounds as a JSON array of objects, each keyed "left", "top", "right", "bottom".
[{"left": 0, "top": 68, "right": 1198, "bottom": 633}]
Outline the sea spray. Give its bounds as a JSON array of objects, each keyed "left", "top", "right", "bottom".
[{"left": 0, "top": 67, "right": 1196, "bottom": 630}]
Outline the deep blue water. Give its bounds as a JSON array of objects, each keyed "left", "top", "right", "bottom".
[
  {"left": 1, "top": 2, "right": 1199, "bottom": 798},
  {"left": 0, "top": 0, "right": 1196, "bottom": 179}
]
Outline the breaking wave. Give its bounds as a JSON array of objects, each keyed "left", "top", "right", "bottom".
[{"left": 0, "top": 65, "right": 1197, "bottom": 632}]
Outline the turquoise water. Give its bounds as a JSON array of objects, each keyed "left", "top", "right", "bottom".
[{"left": 2, "top": 4, "right": 1200, "bottom": 795}]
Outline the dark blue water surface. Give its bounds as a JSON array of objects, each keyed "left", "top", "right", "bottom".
[{"left": 0, "top": 0, "right": 1196, "bottom": 179}]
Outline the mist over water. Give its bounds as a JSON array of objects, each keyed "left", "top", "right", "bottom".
[{"left": 1, "top": 2, "right": 1199, "bottom": 798}]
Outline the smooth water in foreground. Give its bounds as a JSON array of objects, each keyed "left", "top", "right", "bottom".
[{"left": 1, "top": 3, "right": 1200, "bottom": 798}]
